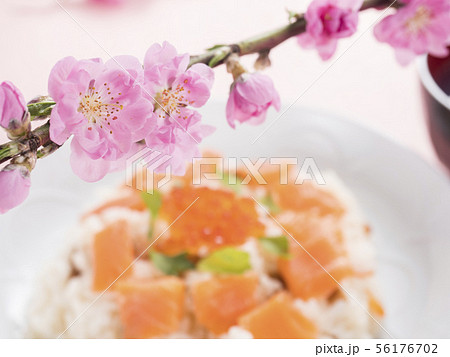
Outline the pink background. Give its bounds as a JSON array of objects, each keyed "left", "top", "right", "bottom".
[{"left": 0, "top": 0, "right": 443, "bottom": 170}]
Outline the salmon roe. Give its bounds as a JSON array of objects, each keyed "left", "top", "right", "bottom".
[{"left": 155, "top": 186, "right": 264, "bottom": 255}]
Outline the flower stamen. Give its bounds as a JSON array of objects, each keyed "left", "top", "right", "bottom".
[
  {"left": 405, "top": 6, "right": 432, "bottom": 35},
  {"left": 78, "top": 83, "right": 123, "bottom": 134},
  {"left": 155, "top": 84, "right": 190, "bottom": 118}
]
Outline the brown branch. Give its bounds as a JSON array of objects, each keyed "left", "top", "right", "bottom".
[{"left": 189, "top": 0, "right": 392, "bottom": 68}]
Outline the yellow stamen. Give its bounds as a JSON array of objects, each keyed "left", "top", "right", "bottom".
[
  {"left": 77, "top": 84, "right": 123, "bottom": 133},
  {"left": 405, "top": 6, "right": 432, "bottom": 35}
]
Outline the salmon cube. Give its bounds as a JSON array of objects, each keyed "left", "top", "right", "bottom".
[
  {"left": 116, "top": 277, "right": 185, "bottom": 338},
  {"left": 277, "top": 215, "right": 354, "bottom": 300},
  {"left": 92, "top": 221, "right": 134, "bottom": 291},
  {"left": 192, "top": 274, "right": 260, "bottom": 335},
  {"left": 238, "top": 292, "right": 317, "bottom": 339},
  {"left": 278, "top": 238, "right": 354, "bottom": 300}
]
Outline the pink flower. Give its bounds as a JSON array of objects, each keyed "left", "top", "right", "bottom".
[
  {"left": 374, "top": 0, "right": 450, "bottom": 65},
  {"left": 145, "top": 110, "right": 215, "bottom": 175},
  {"left": 297, "top": 0, "right": 363, "bottom": 60},
  {"left": 0, "top": 81, "right": 27, "bottom": 130},
  {"left": 0, "top": 165, "right": 31, "bottom": 214},
  {"left": 143, "top": 42, "right": 215, "bottom": 175},
  {"left": 48, "top": 55, "right": 155, "bottom": 182},
  {"left": 226, "top": 72, "right": 281, "bottom": 128},
  {"left": 144, "top": 42, "right": 214, "bottom": 121}
]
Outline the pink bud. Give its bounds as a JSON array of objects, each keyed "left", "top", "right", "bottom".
[
  {"left": 0, "top": 81, "right": 27, "bottom": 131},
  {"left": 0, "top": 165, "right": 31, "bottom": 214},
  {"left": 226, "top": 72, "right": 281, "bottom": 128}
]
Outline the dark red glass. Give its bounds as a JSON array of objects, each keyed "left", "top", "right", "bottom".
[{"left": 419, "top": 49, "right": 450, "bottom": 171}]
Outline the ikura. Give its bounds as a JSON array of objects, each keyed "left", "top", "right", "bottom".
[{"left": 154, "top": 186, "right": 265, "bottom": 255}]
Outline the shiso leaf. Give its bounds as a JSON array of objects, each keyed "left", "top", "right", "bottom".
[
  {"left": 197, "top": 247, "right": 251, "bottom": 274},
  {"left": 221, "top": 172, "right": 242, "bottom": 193},
  {"left": 141, "top": 190, "right": 162, "bottom": 218},
  {"left": 141, "top": 190, "right": 163, "bottom": 238},
  {"left": 260, "top": 193, "right": 281, "bottom": 214},
  {"left": 258, "top": 236, "right": 290, "bottom": 257},
  {"left": 150, "top": 251, "right": 194, "bottom": 276}
]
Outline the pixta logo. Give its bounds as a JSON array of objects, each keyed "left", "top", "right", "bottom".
[
  {"left": 126, "top": 148, "right": 172, "bottom": 194},
  {"left": 126, "top": 151, "right": 325, "bottom": 193},
  {"left": 192, "top": 157, "right": 325, "bottom": 186}
]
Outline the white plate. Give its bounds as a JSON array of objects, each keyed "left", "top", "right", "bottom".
[{"left": 1, "top": 103, "right": 449, "bottom": 338}]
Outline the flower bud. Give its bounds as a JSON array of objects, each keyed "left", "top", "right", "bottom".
[
  {"left": 226, "top": 72, "right": 281, "bottom": 128},
  {"left": 0, "top": 164, "right": 31, "bottom": 214},
  {"left": 0, "top": 81, "right": 29, "bottom": 139}
]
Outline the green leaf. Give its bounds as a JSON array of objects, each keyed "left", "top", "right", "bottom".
[
  {"left": 286, "top": 8, "right": 300, "bottom": 22},
  {"left": 258, "top": 236, "right": 290, "bottom": 257},
  {"left": 206, "top": 44, "right": 226, "bottom": 51},
  {"left": 208, "top": 49, "right": 229, "bottom": 67},
  {"left": 141, "top": 190, "right": 163, "bottom": 238},
  {"left": 260, "top": 193, "right": 281, "bottom": 214},
  {"left": 197, "top": 247, "right": 251, "bottom": 274},
  {"left": 27, "top": 101, "right": 55, "bottom": 120},
  {"left": 150, "top": 251, "right": 194, "bottom": 276},
  {"left": 221, "top": 172, "right": 241, "bottom": 193},
  {"left": 141, "top": 190, "right": 162, "bottom": 218}
]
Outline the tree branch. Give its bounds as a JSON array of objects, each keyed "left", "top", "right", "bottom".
[
  {"left": 189, "top": 0, "right": 392, "bottom": 67},
  {"left": 0, "top": 0, "right": 395, "bottom": 166},
  {"left": 0, "top": 122, "right": 52, "bottom": 164}
]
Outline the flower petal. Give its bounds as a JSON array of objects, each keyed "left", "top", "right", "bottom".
[
  {"left": 48, "top": 56, "right": 78, "bottom": 102},
  {"left": 0, "top": 167, "right": 31, "bottom": 214},
  {"left": 49, "top": 95, "right": 85, "bottom": 144},
  {"left": 144, "top": 41, "right": 178, "bottom": 69},
  {"left": 0, "top": 81, "right": 27, "bottom": 129},
  {"left": 70, "top": 138, "right": 112, "bottom": 182},
  {"left": 105, "top": 55, "right": 145, "bottom": 84}
]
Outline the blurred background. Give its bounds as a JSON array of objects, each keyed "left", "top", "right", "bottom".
[{"left": 0, "top": 0, "right": 440, "bottom": 169}]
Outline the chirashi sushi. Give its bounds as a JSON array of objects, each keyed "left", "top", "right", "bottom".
[{"left": 26, "top": 161, "right": 384, "bottom": 338}]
